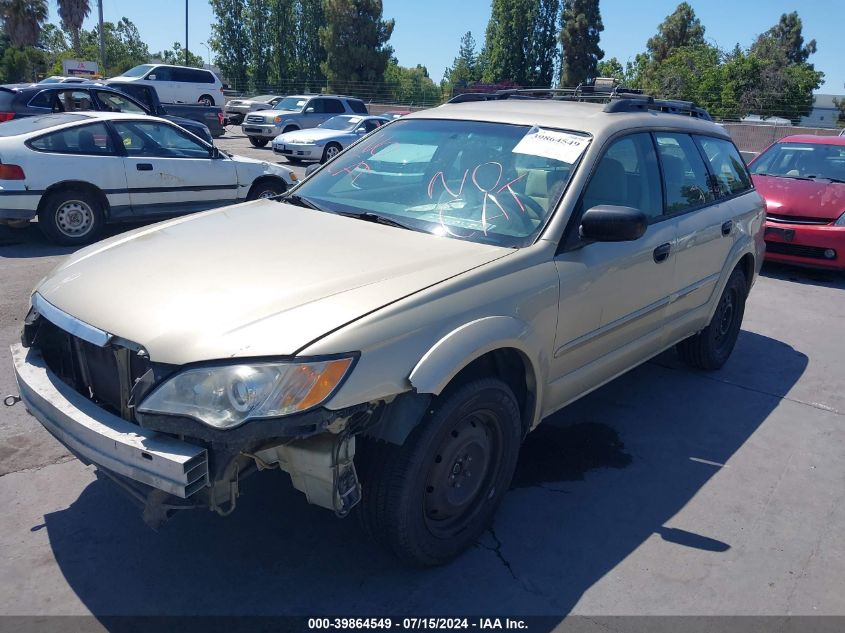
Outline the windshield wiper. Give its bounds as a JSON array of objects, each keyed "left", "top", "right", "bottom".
[
  {"left": 282, "top": 193, "right": 323, "bottom": 211},
  {"left": 807, "top": 175, "right": 845, "bottom": 184},
  {"left": 337, "top": 211, "right": 414, "bottom": 231}
]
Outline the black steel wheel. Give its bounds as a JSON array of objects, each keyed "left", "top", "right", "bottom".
[
  {"left": 676, "top": 267, "right": 747, "bottom": 370},
  {"left": 248, "top": 136, "right": 268, "bottom": 148},
  {"left": 358, "top": 377, "right": 522, "bottom": 566}
]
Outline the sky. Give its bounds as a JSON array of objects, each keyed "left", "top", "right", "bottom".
[{"left": 48, "top": 0, "right": 844, "bottom": 94}]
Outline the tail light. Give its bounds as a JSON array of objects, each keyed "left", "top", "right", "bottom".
[
  {"left": 0, "top": 112, "right": 14, "bottom": 122},
  {"left": 0, "top": 164, "right": 25, "bottom": 180},
  {"left": 217, "top": 112, "right": 225, "bottom": 126}
]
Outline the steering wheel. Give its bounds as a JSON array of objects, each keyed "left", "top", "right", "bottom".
[{"left": 436, "top": 188, "right": 538, "bottom": 235}]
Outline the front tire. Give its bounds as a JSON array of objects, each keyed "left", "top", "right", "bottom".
[
  {"left": 359, "top": 378, "right": 522, "bottom": 566},
  {"left": 676, "top": 268, "right": 747, "bottom": 370},
  {"left": 321, "top": 142, "right": 342, "bottom": 164},
  {"left": 248, "top": 136, "right": 268, "bottom": 148},
  {"left": 247, "top": 178, "right": 287, "bottom": 200},
  {"left": 38, "top": 188, "right": 104, "bottom": 246}
]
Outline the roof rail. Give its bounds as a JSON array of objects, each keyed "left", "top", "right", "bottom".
[{"left": 603, "top": 97, "right": 713, "bottom": 121}]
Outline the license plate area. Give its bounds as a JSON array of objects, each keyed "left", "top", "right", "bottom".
[{"left": 765, "top": 226, "right": 795, "bottom": 242}]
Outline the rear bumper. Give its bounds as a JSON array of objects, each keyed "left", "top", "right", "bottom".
[
  {"left": 11, "top": 343, "right": 209, "bottom": 498},
  {"left": 764, "top": 222, "right": 845, "bottom": 270}
]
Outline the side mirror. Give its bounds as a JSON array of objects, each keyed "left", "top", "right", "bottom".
[
  {"left": 580, "top": 205, "right": 647, "bottom": 242},
  {"left": 305, "top": 163, "right": 320, "bottom": 177},
  {"left": 305, "top": 107, "right": 315, "bottom": 114},
  {"left": 210, "top": 146, "right": 221, "bottom": 159},
  {"left": 355, "top": 127, "right": 366, "bottom": 134},
  {"left": 147, "top": 74, "right": 157, "bottom": 81}
]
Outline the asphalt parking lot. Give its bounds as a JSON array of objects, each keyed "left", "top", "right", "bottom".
[{"left": 0, "top": 132, "right": 844, "bottom": 624}]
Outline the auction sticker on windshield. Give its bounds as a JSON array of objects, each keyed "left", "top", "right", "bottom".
[{"left": 513, "top": 126, "right": 590, "bottom": 163}]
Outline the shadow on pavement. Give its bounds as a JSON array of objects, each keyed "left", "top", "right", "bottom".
[
  {"left": 43, "top": 330, "right": 806, "bottom": 622},
  {"left": 760, "top": 261, "right": 845, "bottom": 290},
  {"left": 0, "top": 223, "right": 151, "bottom": 260}
]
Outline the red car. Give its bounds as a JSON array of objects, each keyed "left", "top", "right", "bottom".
[{"left": 749, "top": 134, "right": 845, "bottom": 270}]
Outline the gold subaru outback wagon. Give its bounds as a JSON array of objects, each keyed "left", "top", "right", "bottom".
[{"left": 11, "top": 92, "right": 765, "bottom": 566}]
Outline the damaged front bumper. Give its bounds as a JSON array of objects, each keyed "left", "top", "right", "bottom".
[
  {"left": 11, "top": 343, "right": 209, "bottom": 498},
  {"left": 11, "top": 342, "right": 367, "bottom": 523}
]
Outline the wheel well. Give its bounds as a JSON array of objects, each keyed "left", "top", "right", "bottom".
[
  {"left": 444, "top": 348, "right": 536, "bottom": 437},
  {"left": 38, "top": 181, "right": 110, "bottom": 218},
  {"left": 199, "top": 93, "right": 214, "bottom": 104},
  {"left": 737, "top": 253, "right": 755, "bottom": 293},
  {"left": 283, "top": 125, "right": 298, "bottom": 133}
]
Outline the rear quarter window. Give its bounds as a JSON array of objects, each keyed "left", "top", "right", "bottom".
[
  {"left": 695, "top": 136, "right": 752, "bottom": 197},
  {"left": 28, "top": 122, "right": 115, "bottom": 155},
  {"left": 347, "top": 99, "right": 368, "bottom": 114}
]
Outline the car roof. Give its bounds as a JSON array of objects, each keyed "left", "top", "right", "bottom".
[
  {"left": 0, "top": 111, "right": 168, "bottom": 137},
  {"left": 777, "top": 134, "right": 845, "bottom": 146},
  {"left": 410, "top": 99, "right": 729, "bottom": 141}
]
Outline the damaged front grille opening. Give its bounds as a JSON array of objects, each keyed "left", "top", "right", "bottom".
[{"left": 26, "top": 315, "right": 172, "bottom": 424}]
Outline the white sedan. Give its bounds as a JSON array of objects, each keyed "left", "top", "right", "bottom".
[
  {"left": 272, "top": 115, "right": 388, "bottom": 164},
  {"left": 0, "top": 112, "right": 297, "bottom": 244}
]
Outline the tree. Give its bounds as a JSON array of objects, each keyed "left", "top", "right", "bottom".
[
  {"left": 320, "top": 0, "right": 394, "bottom": 91},
  {"left": 266, "top": 0, "right": 296, "bottom": 86},
  {"left": 559, "top": 0, "right": 603, "bottom": 86},
  {"left": 0, "top": 0, "right": 48, "bottom": 47},
  {"left": 751, "top": 12, "right": 816, "bottom": 65},
  {"left": 645, "top": 2, "right": 705, "bottom": 63},
  {"left": 595, "top": 56, "right": 623, "bottom": 82},
  {"left": 156, "top": 42, "right": 204, "bottom": 68},
  {"left": 295, "top": 0, "right": 325, "bottom": 82},
  {"left": 444, "top": 31, "right": 480, "bottom": 86},
  {"left": 209, "top": 0, "right": 249, "bottom": 90},
  {"left": 245, "top": 0, "right": 271, "bottom": 90},
  {"left": 384, "top": 60, "right": 440, "bottom": 105},
  {"left": 57, "top": 0, "right": 89, "bottom": 54},
  {"left": 529, "top": 0, "right": 559, "bottom": 86}
]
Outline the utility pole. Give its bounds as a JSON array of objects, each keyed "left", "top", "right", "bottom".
[
  {"left": 98, "top": 0, "right": 106, "bottom": 75},
  {"left": 185, "top": 0, "right": 189, "bottom": 66}
]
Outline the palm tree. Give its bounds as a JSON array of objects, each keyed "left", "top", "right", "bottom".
[
  {"left": 57, "top": 0, "right": 89, "bottom": 55},
  {"left": 0, "top": 0, "right": 48, "bottom": 48}
]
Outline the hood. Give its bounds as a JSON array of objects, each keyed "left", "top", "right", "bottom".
[
  {"left": 278, "top": 128, "right": 351, "bottom": 143},
  {"left": 752, "top": 174, "right": 845, "bottom": 221},
  {"left": 36, "top": 202, "right": 512, "bottom": 365}
]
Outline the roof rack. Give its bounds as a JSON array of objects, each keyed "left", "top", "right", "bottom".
[{"left": 447, "top": 79, "right": 713, "bottom": 121}]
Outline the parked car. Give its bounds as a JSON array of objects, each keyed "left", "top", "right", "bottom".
[
  {"left": 9, "top": 96, "right": 763, "bottom": 566},
  {"left": 749, "top": 134, "right": 845, "bottom": 270},
  {"left": 241, "top": 94, "right": 368, "bottom": 147},
  {"left": 0, "top": 112, "right": 296, "bottom": 244},
  {"left": 38, "top": 76, "right": 88, "bottom": 84},
  {"left": 224, "top": 94, "right": 285, "bottom": 125},
  {"left": 101, "top": 80, "right": 225, "bottom": 138},
  {"left": 0, "top": 83, "right": 214, "bottom": 143},
  {"left": 109, "top": 64, "right": 224, "bottom": 106},
  {"left": 271, "top": 114, "right": 388, "bottom": 163}
]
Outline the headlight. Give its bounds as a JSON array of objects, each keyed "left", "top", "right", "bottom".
[
  {"left": 138, "top": 357, "right": 355, "bottom": 429},
  {"left": 835, "top": 211, "right": 845, "bottom": 227},
  {"left": 274, "top": 115, "right": 283, "bottom": 124}
]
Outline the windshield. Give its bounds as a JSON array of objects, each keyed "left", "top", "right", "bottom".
[
  {"left": 118, "top": 64, "right": 154, "bottom": 78},
  {"left": 273, "top": 97, "right": 307, "bottom": 112},
  {"left": 319, "top": 116, "right": 361, "bottom": 131},
  {"left": 751, "top": 142, "right": 845, "bottom": 181},
  {"left": 250, "top": 94, "right": 276, "bottom": 102},
  {"left": 291, "top": 119, "right": 589, "bottom": 248}
]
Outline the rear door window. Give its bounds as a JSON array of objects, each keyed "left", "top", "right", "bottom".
[
  {"left": 28, "top": 122, "right": 116, "bottom": 155},
  {"left": 654, "top": 132, "right": 715, "bottom": 214},
  {"left": 324, "top": 99, "right": 345, "bottom": 114},
  {"left": 695, "top": 136, "right": 752, "bottom": 197},
  {"left": 347, "top": 99, "right": 368, "bottom": 114}
]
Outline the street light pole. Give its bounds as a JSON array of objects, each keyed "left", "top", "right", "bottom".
[
  {"left": 185, "top": 0, "right": 189, "bottom": 66},
  {"left": 98, "top": 0, "right": 106, "bottom": 74}
]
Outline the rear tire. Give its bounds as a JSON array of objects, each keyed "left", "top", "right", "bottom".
[
  {"left": 358, "top": 378, "right": 522, "bottom": 566},
  {"left": 38, "top": 188, "right": 104, "bottom": 246},
  {"left": 198, "top": 94, "right": 214, "bottom": 106},
  {"left": 248, "top": 136, "right": 268, "bottom": 148},
  {"left": 676, "top": 268, "right": 747, "bottom": 370}
]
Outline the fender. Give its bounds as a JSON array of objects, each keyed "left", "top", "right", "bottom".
[{"left": 408, "top": 315, "right": 545, "bottom": 428}]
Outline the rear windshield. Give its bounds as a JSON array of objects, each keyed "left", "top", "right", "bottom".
[{"left": 0, "top": 114, "right": 87, "bottom": 136}]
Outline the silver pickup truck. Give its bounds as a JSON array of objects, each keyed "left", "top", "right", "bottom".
[{"left": 240, "top": 94, "right": 369, "bottom": 147}]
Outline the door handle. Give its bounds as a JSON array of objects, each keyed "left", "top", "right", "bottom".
[
  {"left": 136, "top": 163, "right": 153, "bottom": 171},
  {"left": 721, "top": 220, "right": 733, "bottom": 236},
  {"left": 653, "top": 243, "right": 671, "bottom": 263}
]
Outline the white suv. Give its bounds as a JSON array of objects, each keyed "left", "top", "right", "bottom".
[{"left": 110, "top": 64, "right": 224, "bottom": 106}]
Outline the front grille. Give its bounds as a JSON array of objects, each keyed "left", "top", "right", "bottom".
[
  {"left": 35, "top": 318, "right": 158, "bottom": 421},
  {"left": 245, "top": 114, "right": 266, "bottom": 124},
  {"left": 767, "top": 213, "right": 831, "bottom": 225},
  {"left": 765, "top": 241, "right": 835, "bottom": 260}
]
